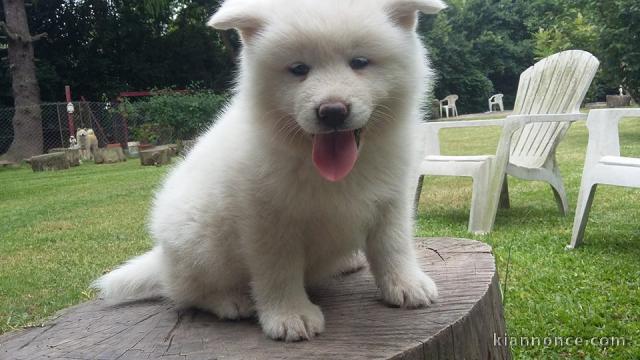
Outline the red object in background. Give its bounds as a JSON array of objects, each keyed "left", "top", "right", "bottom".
[{"left": 118, "top": 91, "right": 153, "bottom": 98}]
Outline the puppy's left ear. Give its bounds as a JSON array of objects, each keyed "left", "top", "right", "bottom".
[
  {"left": 207, "top": 0, "right": 265, "bottom": 42},
  {"left": 385, "top": 0, "right": 447, "bottom": 30}
]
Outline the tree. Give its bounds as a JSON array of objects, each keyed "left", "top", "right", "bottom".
[
  {"left": 420, "top": 13, "right": 494, "bottom": 114},
  {"left": 584, "top": 0, "right": 640, "bottom": 102},
  {"left": 13, "top": 0, "right": 233, "bottom": 103},
  {"left": 0, "top": 0, "right": 46, "bottom": 162},
  {"left": 420, "top": 0, "right": 537, "bottom": 114}
]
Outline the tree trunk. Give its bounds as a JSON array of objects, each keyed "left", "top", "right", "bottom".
[{"left": 0, "top": 0, "right": 45, "bottom": 162}]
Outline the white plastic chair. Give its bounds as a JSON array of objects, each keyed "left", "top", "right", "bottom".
[
  {"left": 439, "top": 95, "right": 459, "bottom": 118},
  {"left": 489, "top": 94, "right": 504, "bottom": 112},
  {"left": 568, "top": 108, "right": 640, "bottom": 248},
  {"left": 415, "top": 50, "right": 600, "bottom": 234}
]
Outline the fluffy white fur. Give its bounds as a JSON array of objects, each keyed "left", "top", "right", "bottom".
[{"left": 94, "top": 0, "right": 445, "bottom": 342}]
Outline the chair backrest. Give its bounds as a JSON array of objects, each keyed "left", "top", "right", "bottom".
[
  {"left": 445, "top": 94, "right": 458, "bottom": 106},
  {"left": 509, "top": 50, "right": 599, "bottom": 168}
]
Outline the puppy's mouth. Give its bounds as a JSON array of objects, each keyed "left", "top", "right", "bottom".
[{"left": 311, "top": 128, "right": 362, "bottom": 182}]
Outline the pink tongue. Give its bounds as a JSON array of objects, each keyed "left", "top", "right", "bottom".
[{"left": 312, "top": 131, "right": 359, "bottom": 182}]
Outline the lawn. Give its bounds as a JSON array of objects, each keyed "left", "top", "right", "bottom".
[{"left": 1, "top": 117, "right": 639, "bottom": 358}]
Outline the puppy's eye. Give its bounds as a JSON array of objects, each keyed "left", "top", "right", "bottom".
[
  {"left": 350, "top": 57, "right": 370, "bottom": 70},
  {"left": 289, "top": 63, "right": 310, "bottom": 77}
]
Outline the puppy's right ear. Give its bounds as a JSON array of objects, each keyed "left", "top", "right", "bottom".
[
  {"left": 207, "top": 0, "right": 265, "bottom": 42},
  {"left": 386, "top": 0, "right": 447, "bottom": 30}
]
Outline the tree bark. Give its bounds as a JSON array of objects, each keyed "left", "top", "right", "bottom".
[{"left": 0, "top": 0, "right": 46, "bottom": 162}]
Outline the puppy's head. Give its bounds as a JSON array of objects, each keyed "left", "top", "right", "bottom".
[
  {"left": 77, "top": 128, "right": 87, "bottom": 138},
  {"left": 209, "top": 0, "right": 445, "bottom": 181}
]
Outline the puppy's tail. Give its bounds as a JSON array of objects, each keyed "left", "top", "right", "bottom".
[{"left": 92, "top": 246, "right": 165, "bottom": 303}]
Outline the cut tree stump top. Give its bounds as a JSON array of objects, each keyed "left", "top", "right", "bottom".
[{"left": 0, "top": 238, "right": 511, "bottom": 360}]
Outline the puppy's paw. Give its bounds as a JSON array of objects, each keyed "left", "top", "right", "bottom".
[
  {"left": 259, "top": 302, "right": 325, "bottom": 342},
  {"left": 379, "top": 270, "right": 438, "bottom": 308},
  {"left": 204, "top": 292, "right": 255, "bottom": 320}
]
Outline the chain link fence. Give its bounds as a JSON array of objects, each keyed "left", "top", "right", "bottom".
[{"left": 0, "top": 102, "right": 130, "bottom": 155}]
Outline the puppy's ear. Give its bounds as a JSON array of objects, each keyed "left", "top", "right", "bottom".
[
  {"left": 207, "top": 0, "right": 265, "bottom": 42},
  {"left": 385, "top": 0, "right": 447, "bottom": 30}
]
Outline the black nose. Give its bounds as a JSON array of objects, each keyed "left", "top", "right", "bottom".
[{"left": 317, "top": 102, "right": 350, "bottom": 128}]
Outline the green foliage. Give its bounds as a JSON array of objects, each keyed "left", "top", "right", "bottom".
[
  {"left": 421, "top": 13, "right": 494, "bottom": 114},
  {"left": 2, "top": 0, "right": 639, "bottom": 111},
  {"left": 420, "top": 0, "right": 535, "bottom": 113},
  {"left": 122, "top": 90, "right": 228, "bottom": 143},
  {"left": 583, "top": 0, "right": 640, "bottom": 103},
  {"left": 0, "top": 0, "right": 232, "bottom": 105},
  {"left": 533, "top": 12, "right": 597, "bottom": 60},
  {"left": 420, "top": 0, "right": 639, "bottom": 113}
]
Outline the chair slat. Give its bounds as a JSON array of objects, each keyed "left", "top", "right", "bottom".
[{"left": 509, "top": 50, "right": 599, "bottom": 168}]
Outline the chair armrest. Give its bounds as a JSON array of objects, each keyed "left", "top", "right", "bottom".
[
  {"left": 424, "top": 119, "right": 505, "bottom": 131},
  {"left": 420, "top": 119, "right": 505, "bottom": 156},
  {"left": 584, "top": 108, "right": 640, "bottom": 162},
  {"left": 506, "top": 113, "right": 587, "bottom": 125}
]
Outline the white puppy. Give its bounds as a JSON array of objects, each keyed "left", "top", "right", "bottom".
[{"left": 95, "top": 0, "right": 445, "bottom": 342}]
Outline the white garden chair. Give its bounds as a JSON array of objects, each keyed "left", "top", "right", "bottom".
[
  {"left": 415, "top": 50, "right": 600, "bottom": 234},
  {"left": 439, "top": 95, "right": 459, "bottom": 118},
  {"left": 568, "top": 108, "right": 640, "bottom": 248},
  {"left": 488, "top": 94, "right": 504, "bottom": 112}
]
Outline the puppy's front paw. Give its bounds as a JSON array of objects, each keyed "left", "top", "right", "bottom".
[
  {"left": 379, "top": 270, "right": 438, "bottom": 308},
  {"left": 259, "top": 302, "right": 325, "bottom": 342}
]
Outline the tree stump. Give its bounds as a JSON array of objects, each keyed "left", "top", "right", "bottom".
[
  {"left": 94, "top": 147, "right": 127, "bottom": 164},
  {"left": 29, "top": 153, "right": 69, "bottom": 172},
  {"left": 0, "top": 238, "right": 511, "bottom": 359},
  {"left": 606, "top": 95, "right": 632, "bottom": 107},
  {"left": 0, "top": 160, "right": 19, "bottom": 168},
  {"left": 177, "top": 139, "right": 196, "bottom": 156},
  {"left": 140, "top": 146, "right": 172, "bottom": 166},
  {"left": 48, "top": 148, "right": 81, "bottom": 167}
]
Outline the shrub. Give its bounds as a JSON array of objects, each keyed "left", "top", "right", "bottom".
[{"left": 121, "top": 90, "right": 228, "bottom": 144}]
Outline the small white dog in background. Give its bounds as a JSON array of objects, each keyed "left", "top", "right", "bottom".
[
  {"left": 76, "top": 128, "right": 98, "bottom": 160},
  {"left": 95, "top": 0, "right": 444, "bottom": 342}
]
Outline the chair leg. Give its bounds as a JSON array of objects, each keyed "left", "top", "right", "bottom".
[
  {"left": 468, "top": 164, "right": 495, "bottom": 234},
  {"left": 568, "top": 183, "right": 598, "bottom": 249},
  {"left": 414, "top": 175, "right": 424, "bottom": 216},
  {"left": 550, "top": 181, "right": 569, "bottom": 216},
  {"left": 545, "top": 162, "right": 569, "bottom": 215},
  {"left": 499, "top": 175, "right": 510, "bottom": 209}
]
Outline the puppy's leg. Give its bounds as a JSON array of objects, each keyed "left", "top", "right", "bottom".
[
  {"left": 246, "top": 228, "right": 324, "bottom": 342},
  {"left": 335, "top": 251, "right": 367, "bottom": 275},
  {"left": 193, "top": 289, "right": 255, "bottom": 320},
  {"left": 163, "top": 252, "right": 255, "bottom": 320},
  {"left": 366, "top": 200, "right": 438, "bottom": 308}
]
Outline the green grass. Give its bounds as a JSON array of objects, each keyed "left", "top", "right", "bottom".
[
  {"left": 0, "top": 161, "right": 167, "bottom": 334},
  {"left": 1, "top": 119, "right": 639, "bottom": 358},
  {"left": 416, "top": 117, "right": 640, "bottom": 359}
]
